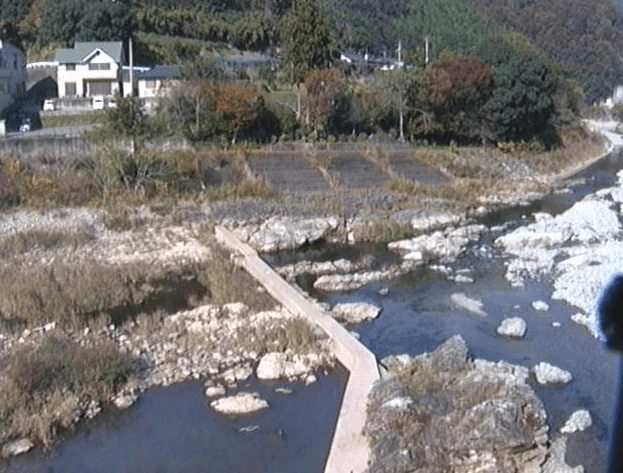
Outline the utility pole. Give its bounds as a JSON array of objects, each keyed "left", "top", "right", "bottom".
[
  {"left": 425, "top": 36, "right": 429, "bottom": 65},
  {"left": 129, "top": 36, "right": 133, "bottom": 97}
]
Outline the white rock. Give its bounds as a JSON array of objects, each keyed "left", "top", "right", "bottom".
[
  {"left": 532, "top": 362, "right": 573, "bottom": 384},
  {"left": 560, "top": 409, "right": 592, "bottom": 434},
  {"left": 256, "top": 352, "right": 317, "bottom": 380},
  {"left": 210, "top": 392, "right": 269, "bottom": 415},
  {"left": 532, "top": 300, "right": 549, "bottom": 311},
  {"left": 382, "top": 397, "right": 413, "bottom": 410},
  {"left": 205, "top": 386, "right": 226, "bottom": 397},
  {"left": 570, "top": 313, "right": 599, "bottom": 338},
  {"left": 275, "top": 387, "right": 293, "bottom": 395},
  {"left": 389, "top": 225, "right": 484, "bottom": 264},
  {"left": 242, "top": 216, "right": 340, "bottom": 252},
  {"left": 552, "top": 322, "right": 562, "bottom": 328},
  {"left": 112, "top": 392, "right": 138, "bottom": 409},
  {"left": 305, "top": 374, "right": 317, "bottom": 385},
  {"left": 330, "top": 302, "right": 381, "bottom": 324},
  {"left": 453, "top": 274, "right": 474, "bottom": 284},
  {"left": 1, "top": 439, "right": 34, "bottom": 458},
  {"left": 221, "top": 365, "right": 253, "bottom": 385},
  {"left": 542, "top": 437, "right": 585, "bottom": 473},
  {"left": 497, "top": 317, "right": 527, "bottom": 338},
  {"left": 450, "top": 293, "right": 487, "bottom": 317}
]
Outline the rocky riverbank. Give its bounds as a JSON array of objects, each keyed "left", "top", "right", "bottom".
[
  {"left": 0, "top": 125, "right": 617, "bottom": 463},
  {"left": 365, "top": 336, "right": 588, "bottom": 473}
]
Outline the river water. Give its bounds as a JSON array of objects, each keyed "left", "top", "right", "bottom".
[
  {"left": 268, "top": 148, "right": 623, "bottom": 473},
  {"left": 3, "top": 149, "right": 623, "bottom": 473},
  {"left": 1, "top": 367, "right": 347, "bottom": 473}
]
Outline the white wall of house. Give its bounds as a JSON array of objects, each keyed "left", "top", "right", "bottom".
[
  {"left": 58, "top": 49, "right": 122, "bottom": 98},
  {"left": 0, "top": 41, "right": 27, "bottom": 113},
  {"left": 138, "top": 77, "right": 180, "bottom": 98}
]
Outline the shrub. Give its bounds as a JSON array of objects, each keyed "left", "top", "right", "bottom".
[
  {"left": 198, "top": 248, "right": 276, "bottom": 311},
  {"left": 0, "top": 335, "right": 133, "bottom": 445}
]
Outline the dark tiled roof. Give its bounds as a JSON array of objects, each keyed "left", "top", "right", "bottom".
[{"left": 138, "top": 65, "right": 181, "bottom": 80}]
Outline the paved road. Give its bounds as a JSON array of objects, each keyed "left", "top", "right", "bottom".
[{"left": 5, "top": 124, "right": 99, "bottom": 139}]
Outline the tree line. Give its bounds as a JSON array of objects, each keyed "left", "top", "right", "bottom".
[{"left": 0, "top": 0, "right": 587, "bottom": 148}]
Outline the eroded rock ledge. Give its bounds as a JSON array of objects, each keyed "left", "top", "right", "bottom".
[{"left": 366, "top": 336, "right": 583, "bottom": 473}]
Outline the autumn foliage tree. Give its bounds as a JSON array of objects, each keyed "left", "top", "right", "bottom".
[
  {"left": 304, "top": 69, "right": 340, "bottom": 135},
  {"left": 424, "top": 57, "right": 495, "bottom": 142},
  {"left": 214, "top": 84, "right": 264, "bottom": 144}
]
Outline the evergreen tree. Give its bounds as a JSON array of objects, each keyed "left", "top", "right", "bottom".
[
  {"left": 279, "top": 0, "right": 336, "bottom": 84},
  {"left": 478, "top": 36, "right": 557, "bottom": 142}
]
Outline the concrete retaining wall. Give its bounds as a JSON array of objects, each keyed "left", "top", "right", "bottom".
[{"left": 215, "top": 225, "right": 380, "bottom": 473}]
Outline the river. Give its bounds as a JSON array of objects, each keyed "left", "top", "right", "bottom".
[{"left": 3, "top": 145, "right": 623, "bottom": 473}]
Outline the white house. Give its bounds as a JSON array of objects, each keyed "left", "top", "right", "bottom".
[
  {"left": 54, "top": 41, "right": 126, "bottom": 98},
  {"left": 137, "top": 65, "right": 181, "bottom": 98},
  {"left": 0, "top": 40, "right": 27, "bottom": 113}
]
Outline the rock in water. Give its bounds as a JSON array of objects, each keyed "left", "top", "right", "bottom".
[
  {"left": 1, "top": 439, "right": 34, "bottom": 458},
  {"left": 497, "top": 317, "right": 527, "bottom": 338},
  {"left": 532, "top": 362, "right": 573, "bottom": 384},
  {"left": 330, "top": 302, "right": 381, "bottom": 324},
  {"left": 256, "top": 352, "right": 319, "bottom": 381},
  {"left": 210, "top": 392, "right": 269, "bottom": 415},
  {"left": 450, "top": 293, "right": 487, "bottom": 317},
  {"left": 560, "top": 409, "right": 592, "bottom": 434},
  {"left": 532, "top": 300, "right": 550, "bottom": 312},
  {"left": 363, "top": 336, "right": 555, "bottom": 473}
]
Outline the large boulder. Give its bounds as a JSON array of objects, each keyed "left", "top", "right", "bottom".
[
  {"left": 497, "top": 317, "right": 527, "bottom": 338},
  {"left": 236, "top": 216, "right": 341, "bottom": 252},
  {"left": 365, "top": 336, "right": 552, "bottom": 473}
]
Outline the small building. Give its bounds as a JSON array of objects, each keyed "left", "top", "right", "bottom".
[
  {"left": 137, "top": 65, "right": 181, "bottom": 98},
  {"left": 54, "top": 41, "right": 126, "bottom": 98},
  {"left": 122, "top": 65, "right": 151, "bottom": 97},
  {"left": 0, "top": 40, "right": 27, "bottom": 114}
]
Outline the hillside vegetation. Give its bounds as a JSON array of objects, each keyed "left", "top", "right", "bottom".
[{"left": 0, "top": 0, "right": 614, "bottom": 147}]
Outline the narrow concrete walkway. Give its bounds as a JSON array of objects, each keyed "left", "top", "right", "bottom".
[{"left": 215, "top": 226, "right": 380, "bottom": 473}]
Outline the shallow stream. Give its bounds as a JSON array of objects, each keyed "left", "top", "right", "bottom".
[{"left": 3, "top": 149, "right": 623, "bottom": 473}]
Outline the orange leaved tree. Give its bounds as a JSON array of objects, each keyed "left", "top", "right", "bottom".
[{"left": 214, "top": 84, "right": 264, "bottom": 144}]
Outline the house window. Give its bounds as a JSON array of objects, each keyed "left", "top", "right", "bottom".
[
  {"left": 89, "top": 63, "right": 111, "bottom": 71},
  {"left": 66, "top": 63, "right": 76, "bottom": 71},
  {"left": 89, "top": 81, "right": 112, "bottom": 95},
  {"left": 65, "top": 82, "right": 77, "bottom": 96},
  {"left": 145, "top": 79, "right": 157, "bottom": 89}
]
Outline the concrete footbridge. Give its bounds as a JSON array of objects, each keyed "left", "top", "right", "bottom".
[{"left": 215, "top": 225, "right": 380, "bottom": 473}]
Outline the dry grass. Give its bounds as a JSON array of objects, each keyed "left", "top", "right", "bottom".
[
  {"left": 233, "top": 316, "right": 322, "bottom": 356},
  {"left": 0, "top": 334, "right": 133, "bottom": 446},
  {"left": 0, "top": 258, "right": 203, "bottom": 329},
  {"left": 352, "top": 220, "right": 420, "bottom": 244},
  {"left": 201, "top": 178, "right": 279, "bottom": 202},
  {"left": 197, "top": 247, "right": 276, "bottom": 311},
  {"left": 0, "top": 228, "right": 95, "bottom": 258},
  {"left": 387, "top": 176, "right": 503, "bottom": 206}
]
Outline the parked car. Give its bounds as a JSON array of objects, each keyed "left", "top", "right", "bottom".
[
  {"left": 43, "top": 99, "right": 56, "bottom": 111},
  {"left": 92, "top": 95, "right": 105, "bottom": 110}
]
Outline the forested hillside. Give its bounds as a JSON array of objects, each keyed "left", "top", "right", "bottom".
[
  {"left": 323, "top": 0, "right": 623, "bottom": 103},
  {"left": 2, "top": 0, "right": 623, "bottom": 103},
  {"left": 462, "top": 0, "right": 623, "bottom": 103}
]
